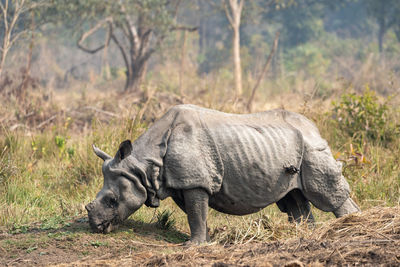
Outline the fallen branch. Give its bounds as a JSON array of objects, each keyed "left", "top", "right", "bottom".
[
  {"left": 36, "top": 115, "right": 57, "bottom": 129},
  {"left": 247, "top": 32, "right": 280, "bottom": 112},
  {"left": 83, "top": 106, "right": 119, "bottom": 118},
  {"left": 10, "top": 123, "right": 29, "bottom": 131},
  {"left": 342, "top": 239, "right": 398, "bottom": 244},
  {"left": 129, "top": 240, "right": 182, "bottom": 247}
]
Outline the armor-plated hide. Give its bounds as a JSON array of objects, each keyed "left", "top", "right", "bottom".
[
  {"left": 88, "top": 104, "right": 360, "bottom": 243},
  {"left": 130, "top": 105, "right": 350, "bottom": 212}
]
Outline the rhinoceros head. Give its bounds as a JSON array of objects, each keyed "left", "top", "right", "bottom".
[{"left": 85, "top": 140, "right": 147, "bottom": 233}]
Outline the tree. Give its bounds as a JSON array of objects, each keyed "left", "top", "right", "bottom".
[
  {"left": 49, "top": 0, "right": 195, "bottom": 92},
  {"left": 223, "top": 0, "right": 244, "bottom": 97},
  {"left": 0, "top": 0, "right": 43, "bottom": 78},
  {"left": 365, "top": 0, "right": 400, "bottom": 52}
]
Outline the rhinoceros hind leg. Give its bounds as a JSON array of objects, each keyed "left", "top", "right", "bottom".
[
  {"left": 333, "top": 198, "right": 360, "bottom": 218},
  {"left": 276, "top": 189, "right": 315, "bottom": 223}
]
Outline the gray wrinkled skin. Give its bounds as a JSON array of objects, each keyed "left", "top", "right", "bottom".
[{"left": 86, "top": 104, "right": 360, "bottom": 243}]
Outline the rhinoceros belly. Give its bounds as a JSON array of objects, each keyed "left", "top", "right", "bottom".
[{"left": 208, "top": 123, "right": 302, "bottom": 215}]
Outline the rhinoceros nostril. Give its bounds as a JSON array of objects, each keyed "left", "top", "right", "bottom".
[
  {"left": 85, "top": 202, "right": 95, "bottom": 212},
  {"left": 95, "top": 222, "right": 110, "bottom": 233}
]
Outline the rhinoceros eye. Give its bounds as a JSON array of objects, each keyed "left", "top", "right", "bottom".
[{"left": 104, "top": 195, "right": 118, "bottom": 208}]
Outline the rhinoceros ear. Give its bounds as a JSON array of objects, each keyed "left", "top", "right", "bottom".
[
  {"left": 115, "top": 140, "right": 133, "bottom": 162},
  {"left": 92, "top": 144, "right": 112, "bottom": 161}
]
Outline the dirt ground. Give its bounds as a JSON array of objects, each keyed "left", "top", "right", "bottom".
[{"left": 1, "top": 206, "right": 399, "bottom": 267}]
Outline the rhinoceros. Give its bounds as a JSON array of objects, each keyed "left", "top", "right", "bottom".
[{"left": 86, "top": 104, "right": 360, "bottom": 244}]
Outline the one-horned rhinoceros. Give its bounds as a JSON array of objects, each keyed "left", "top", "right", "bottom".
[{"left": 86, "top": 104, "right": 360, "bottom": 244}]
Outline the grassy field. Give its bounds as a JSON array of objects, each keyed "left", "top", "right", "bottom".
[{"left": 0, "top": 78, "right": 399, "bottom": 265}]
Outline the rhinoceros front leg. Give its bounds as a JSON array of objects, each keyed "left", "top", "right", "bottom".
[
  {"left": 333, "top": 197, "right": 360, "bottom": 217},
  {"left": 182, "top": 188, "right": 209, "bottom": 245}
]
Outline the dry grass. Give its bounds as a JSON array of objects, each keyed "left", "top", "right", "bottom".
[
  {"left": 51, "top": 206, "right": 400, "bottom": 266},
  {"left": 316, "top": 206, "right": 400, "bottom": 242}
]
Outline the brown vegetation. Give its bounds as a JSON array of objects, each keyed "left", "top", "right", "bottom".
[{"left": 1, "top": 206, "right": 398, "bottom": 266}]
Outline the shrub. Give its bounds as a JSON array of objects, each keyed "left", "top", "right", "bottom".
[{"left": 332, "top": 87, "right": 399, "bottom": 145}]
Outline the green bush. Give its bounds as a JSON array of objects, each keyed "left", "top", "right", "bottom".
[{"left": 332, "top": 87, "right": 399, "bottom": 145}]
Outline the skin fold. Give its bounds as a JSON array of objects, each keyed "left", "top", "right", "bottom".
[{"left": 86, "top": 104, "right": 360, "bottom": 244}]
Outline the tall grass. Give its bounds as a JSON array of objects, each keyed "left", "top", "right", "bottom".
[
  {"left": 0, "top": 114, "right": 146, "bottom": 228},
  {"left": 0, "top": 83, "right": 399, "bottom": 246}
]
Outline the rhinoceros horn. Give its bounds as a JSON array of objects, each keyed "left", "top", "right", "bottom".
[{"left": 92, "top": 144, "right": 112, "bottom": 161}]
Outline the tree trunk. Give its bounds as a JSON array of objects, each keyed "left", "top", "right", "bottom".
[
  {"left": 378, "top": 21, "right": 385, "bottom": 53},
  {"left": 232, "top": 23, "right": 242, "bottom": 96},
  {"left": 224, "top": 0, "right": 244, "bottom": 97},
  {"left": 377, "top": 2, "right": 386, "bottom": 53},
  {"left": 0, "top": 50, "right": 6, "bottom": 79},
  {"left": 125, "top": 58, "right": 148, "bottom": 92},
  {"left": 0, "top": 28, "right": 10, "bottom": 79}
]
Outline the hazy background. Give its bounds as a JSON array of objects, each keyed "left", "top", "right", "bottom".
[{"left": 1, "top": 0, "right": 399, "bottom": 103}]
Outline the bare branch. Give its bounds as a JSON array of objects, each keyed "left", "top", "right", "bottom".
[
  {"left": 142, "top": 47, "right": 155, "bottom": 64},
  {"left": 138, "top": 29, "right": 152, "bottom": 58},
  {"left": 111, "top": 31, "right": 130, "bottom": 76},
  {"left": 19, "top": 1, "right": 48, "bottom": 14},
  {"left": 83, "top": 106, "right": 118, "bottom": 118},
  {"left": 0, "top": 0, "right": 6, "bottom": 14},
  {"left": 9, "top": 30, "right": 28, "bottom": 47},
  {"left": 238, "top": 0, "right": 244, "bottom": 14},
  {"left": 36, "top": 115, "right": 57, "bottom": 129},
  {"left": 247, "top": 32, "right": 280, "bottom": 112},
  {"left": 223, "top": 0, "right": 234, "bottom": 27},
  {"left": 170, "top": 25, "right": 198, "bottom": 32},
  {"left": 120, "top": 2, "right": 140, "bottom": 52},
  {"left": 125, "top": 16, "right": 140, "bottom": 52},
  {"left": 172, "top": 0, "right": 182, "bottom": 21},
  {"left": 77, "top": 18, "right": 113, "bottom": 54},
  {"left": 118, "top": 20, "right": 131, "bottom": 40},
  {"left": 9, "top": 4, "right": 23, "bottom": 35},
  {"left": 1, "top": 0, "right": 9, "bottom": 33}
]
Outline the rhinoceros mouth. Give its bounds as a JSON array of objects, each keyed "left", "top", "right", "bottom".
[
  {"left": 101, "top": 221, "right": 113, "bottom": 234},
  {"left": 98, "top": 221, "right": 112, "bottom": 233},
  {"left": 89, "top": 215, "right": 121, "bottom": 234},
  {"left": 92, "top": 220, "right": 118, "bottom": 234}
]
